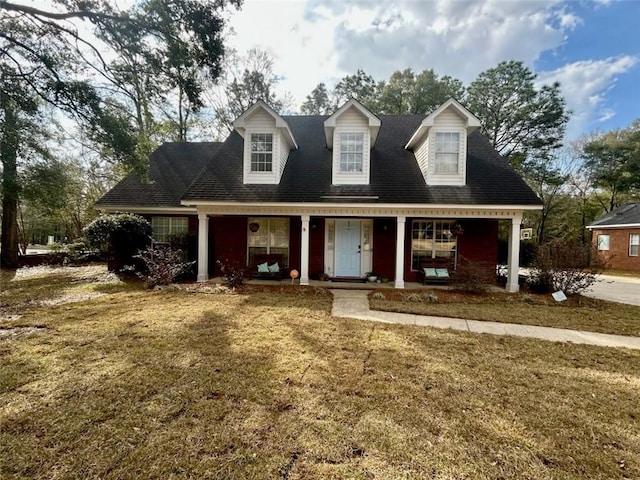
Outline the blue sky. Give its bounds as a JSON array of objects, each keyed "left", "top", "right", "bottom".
[{"left": 227, "top": 0, "right": 640, "bottom": 140}]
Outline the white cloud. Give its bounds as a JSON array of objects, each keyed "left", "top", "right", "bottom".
[
  {"left": 538, "top": 55, "right": 638, "bottom": 138},
  {"left": 224, "top": 0, "right": 635, "bottom": 138}
]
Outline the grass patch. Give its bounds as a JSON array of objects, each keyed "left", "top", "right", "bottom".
[
  {"left": 370, "top": 289, "right": 640, "bottom": 337},
  {"left": 1, "top": 267, "right": 640, "bottom": 478}
]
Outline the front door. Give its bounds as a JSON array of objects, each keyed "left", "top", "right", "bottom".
[{"left": 335, "top": 220, "right": 361, "bottom": 277}]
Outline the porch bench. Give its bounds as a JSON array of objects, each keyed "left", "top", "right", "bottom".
[
  {"left": 250, "top": 254, "right": 285, "bottom": 281},
  {"left": 420, "top": 258, "right": 454, "bottom": 285}
]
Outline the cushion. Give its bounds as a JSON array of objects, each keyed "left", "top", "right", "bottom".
[
  {"left": 423, "top": 267, "right": 438, "bottom": 277},
  {"left": 257, "top": 262, "right": 269, "bottom": 273},
  {"left": 268, "top": 262, "right": 280, "bottom": 273},
  {"left": 435, "top": 268, "right": 449, "bottom": 278}
]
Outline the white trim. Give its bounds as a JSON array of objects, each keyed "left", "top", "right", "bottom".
[
  {"left": 587, "top": 224, "right": 640, "bottom": 229},
  {"left": 324, "top": 98, "right": 381, "bottom": 148},
  {"left": 181, "top": 199, "right": 541, "bottom": 214},
  {"left": 405, "top": 98, "right": 481, "bottom": 150},
  {"left": 233, "top": 100, "right": 298, "bottom": 149},
  {"left": 99, "top": 206, "right": 197, "bottom": 214}
]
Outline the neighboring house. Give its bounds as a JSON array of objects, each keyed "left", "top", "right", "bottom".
[
  {"left": 97, "top": 98, "right": 542, "bottom": 291},
  {"left": 588, "top": 203, "right": 640, "bottom": 271}
]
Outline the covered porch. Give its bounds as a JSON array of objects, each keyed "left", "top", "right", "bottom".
[{"left": 190, "top": 203, "right": 532, "bottom": 293}]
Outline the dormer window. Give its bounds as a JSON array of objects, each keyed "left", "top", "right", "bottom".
[
  {"left": 250, "top": 133, "right": 273, "bottom": 172},
  {"left": 340, "top": 132, "right": 364, "bottom": 172},
  {"left": 233, "top": 100, "right": 298, "bottom": 185},
  {"left": 325, "top": 99, "right": 380, "bottom": 185},
  {"left": 404, "top": 98, "right": 481, "bottom": 186},
  {"left": 435, "top": 132, "right": 460, "bottom": 175}
]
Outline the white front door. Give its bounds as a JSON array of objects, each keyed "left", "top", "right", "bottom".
[{"left": 335, "top": 220, "right": 361, "bottom": 277}]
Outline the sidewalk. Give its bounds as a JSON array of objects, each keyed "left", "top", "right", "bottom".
[{"left": 330, "top": 289, "right": 640, "bottom": 350}]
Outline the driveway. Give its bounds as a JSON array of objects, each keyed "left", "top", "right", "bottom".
[{"left": 584, "top": 274, "right": 640, "bottom": 306}]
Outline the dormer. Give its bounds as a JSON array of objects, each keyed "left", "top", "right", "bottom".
[
  {"left": 233, "top": 100, "right": 298, "bottom": 184},
  {"left": 405, "top": 98, "right": 481, "bottom": 186},
  {"left": 324, "top": 99, "right": 381, "bottom": 185}
]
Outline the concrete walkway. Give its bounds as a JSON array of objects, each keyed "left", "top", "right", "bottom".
[
  {"left": 331, "top": 289, "right": 640, "bottom": 350},
  {"left": 584, "top": 274, "right": 640, "bottom": 306}
]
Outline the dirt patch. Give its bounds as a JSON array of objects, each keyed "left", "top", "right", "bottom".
[{"left": 0, "top": 326, "right": 45, "bottom": 341}]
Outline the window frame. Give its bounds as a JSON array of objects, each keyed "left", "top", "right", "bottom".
[
  {"left": 630, "top": 233, "right": 639, "bottom": 257},
  {"left": 151, "top": 216, "right": 189, "bottom": 244},
  {"left": 250, "top": 133, "right": 274, "bottom": 172},
  {"left": 339, "top": 132, "right": 364, "bottom": 173},
  {"left": 247, "top": 217, "right": 290, "bottom": 266},
  {"left": 597, "top": 234, "right": 610, "bottom": 251},
  {"left": 434, "top": 131, "right": 460, "bottom": 175},
  {"left": 410, "top": 219, "right": 458, "bottom": 271}
]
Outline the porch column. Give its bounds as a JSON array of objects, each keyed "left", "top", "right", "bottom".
[
  {"left": 506, "top": 215, "right": 522, "bottom": 293},
  {"left": 197, "top": 212, "right": 209, "bottom": 282},
  {"left": 394, "top": 216, "right": 406, "bottom": 289},
  {"left": 300, "top": 214, "right": 310, "bottom": 285}
]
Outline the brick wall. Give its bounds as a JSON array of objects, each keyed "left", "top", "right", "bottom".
[{"left": 591, "top": 227, "right": 640, "bottom": 271}]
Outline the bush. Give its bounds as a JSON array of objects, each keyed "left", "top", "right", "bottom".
[
  {"left": 136, "top": 245, "right": 195, "bottom": 288},
  {"left": 527, "top": 240, "right": 603, "bottom": 295},
  {"left": 453, "top": 257, "right": 494, "bottom": 293},
  {"left": 216, "top": 258, "right": 247, "bottom": 289},
  {"left": 84, "top": 213, "right": 152, "bottom": 271}
]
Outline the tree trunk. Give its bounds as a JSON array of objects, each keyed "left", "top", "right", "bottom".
[{"left": 0, "top": 92, "right": 20, "bottom": 269}]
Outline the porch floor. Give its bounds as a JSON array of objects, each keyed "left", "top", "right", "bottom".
[{"left": 209, "top": 277, "right": 491, "bottom": 290}]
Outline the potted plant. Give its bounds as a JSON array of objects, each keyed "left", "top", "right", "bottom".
[{"left": 365, "top": 272, "right": 378, "bottom": 282}]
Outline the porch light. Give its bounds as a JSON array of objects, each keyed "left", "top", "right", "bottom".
[{"left": 249, "top": 222, "right": 260, "bottom": 233}]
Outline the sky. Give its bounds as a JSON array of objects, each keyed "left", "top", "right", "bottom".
[{"left": 224, "top": 0, "right": 640, "bottom": 140}]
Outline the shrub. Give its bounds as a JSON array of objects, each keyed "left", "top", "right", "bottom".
[
  {"left": 84, "top": 213, "right": 152, "bottom": 271},
  {"left": 402, "top": 293, "right": 422, "bottom": 303},
  {"left": 372, "top": 292, "right": 386, "bottom": 300},
  {"left": 424, "top": 292, "right": 438, "bottom": 303},
  {"left": 526, "top": 240, "right": 603, "bottom": 295},
  {"left": 216, "top": 258, "right": 247, "bottom": 289},
  {"left": 452, "top": 257, "right": 494, "bottom": 293},
  {"left": 136, "top": 245, "right": 195, "bottom": 288}
]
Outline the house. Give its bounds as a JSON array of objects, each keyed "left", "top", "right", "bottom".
[
  {"left": 587, "top": 203, "right": 640, "bottom": 271},
  {"left": 96, "top": 98, "right": 542, "bottom": 291}
]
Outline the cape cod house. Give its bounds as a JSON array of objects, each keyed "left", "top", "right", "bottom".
[
  {"left": 588, "top": 203, "right": 640, "bottom": 271},
  {"left": 96, "top": 98, "right": 542, "bottom": 291}
]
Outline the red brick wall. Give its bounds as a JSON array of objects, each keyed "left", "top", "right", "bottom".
[
  {"left": 211, "top": 216, "right": 247, "bottom": 276},
  {"left": 403, "top": 218, "right": 498, "bottom": 283},
  {"left": 309, "top": 217, "right": 325, "bottom": 279},
  {"left": 457, "top": 219, "right": 499, "bottom": 269},
  {"left": 372, "top": 218, "right": 396, "bottom": 280},
  {"left": 591, "top": 227, "right": 640, "bottom": 271}
]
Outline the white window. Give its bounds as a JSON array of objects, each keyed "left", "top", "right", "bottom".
[
  {"left": 411, "top": 220, "right": 457, "bottom": 270},
  {"left": 630, "top": 234, "right": 639, "bottom": 256},
  {"left": 597, "top": 234, "right": 610, "bottom": 251},
  {"left": 247, "top": 217, "right": 290, "bottom": 266},
  {"left": 152, "top": 217, "right": 188, "bottom": 243},
  {"left": 434, "top": 132, "right": 460, "bottom": 175},
  {"left": 250, "top": 133, "right": 273, "bottom": 172},
  {"left": 339, "top": 132, "right": 364, "bottom": 172}
]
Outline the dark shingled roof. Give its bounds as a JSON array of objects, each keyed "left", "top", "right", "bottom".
[
  {"left": 96, "top": 142, "right": 221, "bottom": 208},
  {"left": 99, "top": 115, "right": 542, "bottom": 208},
  {"left": 183, "top": 115, "right": 541, "bottom": 205},
  {"left": 589, "top": 203, "right": 640, "bottom": 227}
]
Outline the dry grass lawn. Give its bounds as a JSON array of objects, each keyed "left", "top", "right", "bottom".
[
  {"left": 370, "top": 289, "right": 640, "bottom": 337},
  {"left": 1, "top": 266, "right": 640, "bottom": 479}
]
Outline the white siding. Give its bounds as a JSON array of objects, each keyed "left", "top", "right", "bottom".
[
  {"left": 242, "top": 109, "right": 285, "bottom": 184},
  {"left": 414, "top": 135, "right": 430, "bottom": 183},
  {"left": 332, "top": 107, "right": 370, "bottom": 185},
  {"left": 278, "top": 131, "right": 289, "bottom": 181},
  {"left": 425, "top": 106, "right": 466, "bottom": 186}
]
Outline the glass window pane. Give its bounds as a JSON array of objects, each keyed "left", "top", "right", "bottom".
[{"left": 598, "top": 235, "right": 610, "bottom": 251}]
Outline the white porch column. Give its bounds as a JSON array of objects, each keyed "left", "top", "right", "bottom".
[
  {"left": 506, "top": 215, "right": 522, "bottom": 293},
  {"left": 394, "top": 216, "right": 406, "bottom": 289},
  {"left": 300, "top": 215, "right": 310, "bottom": 285},
  {"left": 197, "top": 212, "right": 209, "bottom": 282}
]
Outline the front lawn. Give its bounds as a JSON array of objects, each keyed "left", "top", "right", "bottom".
[
  {"left": 1, "top": 266, "right": 640, "bottom": 479},
  {"left": 370, "top": 289, "right": 640, "bottom": 337}
]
